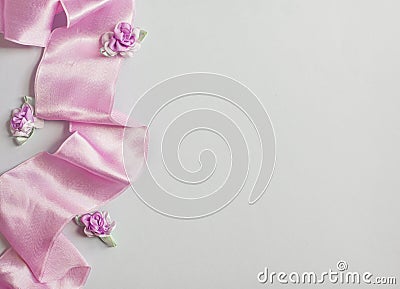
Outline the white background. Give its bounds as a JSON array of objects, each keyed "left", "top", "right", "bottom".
[{"left": 1, "top": 0, "right": 400, "bottom": 288}]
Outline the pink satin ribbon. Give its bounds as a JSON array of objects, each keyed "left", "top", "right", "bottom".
[{"left": 0, "top": 0, "right": 147, "bottom": 288}]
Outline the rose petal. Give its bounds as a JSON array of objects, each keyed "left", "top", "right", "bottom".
[
  {"left": 12, "top": 108, "right": 21, "bottom": 115},
  {"left": 120, "top": 50, "right": 134, "bottom": 58},
  {"left": 101, "top": 32, "right": 114, "bottom": 45},
  {"left": 21, "top": 104, "right": 34, "bottom": 122},
  {"left": 104, "top": 212, "right": 111, "bottom": 224},
  {"left": 15, "top": 136, "right": 28, "bottom": 146},
  {"left": 103, "top": 42, "right": 118, "bottom": 56},
  {"left": 133, "top": 28, "right": 141, "bottom": 40},
  {"left": 80, "top": 214, "right": 92, "bottom": 227},
  {"left": 114, "top": 41, "right": 130, "bottom": 52},
  {"left": 83, "top": 227, "right": 96, "bottom": 237},
  {"left": 113, "top": 30, "right": 124, "bottom": 41},
  {"left": 118, "top": 22, "right": 132, "bottom": 32},
  {"left": 108, "top": 221, "right": 116, "bottom": 231}
]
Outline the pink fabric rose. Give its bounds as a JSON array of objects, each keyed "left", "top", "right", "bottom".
[
  {"left": 9, "top": 96, "right": 44, "bottom": 145},
  {"left": 78, "top": 211, "right": 116, "bottom": 237},
  {"left": 109, "top": 22, "right": 136, "bottom": 52},
  {"left": 10, "top": 103, "right": 35, "bottom": 138},
  {"left": 100, "top": 22, "right": 147, "bottom": 58}
]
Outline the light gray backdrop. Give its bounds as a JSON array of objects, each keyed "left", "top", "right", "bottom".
[{"left": 1, "top": 0, "right": 399, "bottom": 288}]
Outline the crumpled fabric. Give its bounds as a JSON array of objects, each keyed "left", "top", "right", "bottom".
[{"left": 0, "top": 0, "right": 147, "bottom": 288}]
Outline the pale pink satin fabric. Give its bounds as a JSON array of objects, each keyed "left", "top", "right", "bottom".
[{"left": 0, "top": 0, "right": 147, "bottom": 288}]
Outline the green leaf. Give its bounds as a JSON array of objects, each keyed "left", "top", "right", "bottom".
[
  {"left": 99, "top": 235, "right": 117, "bottom": 247},
  {"left": 138, "top": 30, "right": 148, "bottom": 42}
]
